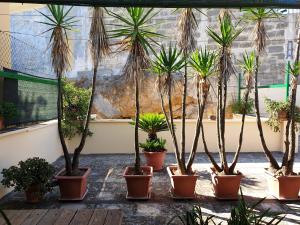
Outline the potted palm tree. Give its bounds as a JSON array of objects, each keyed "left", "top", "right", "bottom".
[
  {"left": 200, "top": 11, "right": 251, "bottom": 200},
  {"left": 152, "top": 44, "right": 216, "bottom": 199},
  {"left": 131, "top": 113, "right": 168, "bottom": 171},
  {"left": 39, "top": 5, "right": 109, "bottom": 200},
  {"left": 243, "top": 8, "right": 300, "bottom": 200},
  {"left": 108, "top": 7, "right": 161, "bottom": 199}
]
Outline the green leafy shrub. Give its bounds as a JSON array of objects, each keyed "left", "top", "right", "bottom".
[
  {"left": 230, "top": 98, "right": 254, "bottom": 115},
  {"left": 0, "top": 102, "right": 18, "bottom": 121},
  {"left": 139, "top": 138, "right": 166, "bottom": 152},
  {"left": 1, "top": 157, "right": 55, "bottom": 195},
  {"left": 168, "top": 189, "right": 284, "bottom": 225},
  {"left": 62, "top": 79, "right": 93, "bottom": 139},
  {"left": 131, "top": 113, "right": 169, "bottom": 141},
  {"left": 264, "top": 98, "right": 300, "bottom": 132},
  {"left": 227, "top": 190, "right": 284, "bottom": 225}
]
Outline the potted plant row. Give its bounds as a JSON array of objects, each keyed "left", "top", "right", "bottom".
[{"left": 243, "top": 8, "right": 300, "bottom": 200}]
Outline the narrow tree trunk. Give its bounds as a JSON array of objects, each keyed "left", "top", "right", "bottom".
[
  {"left": 229, "top": 86, "right": 251, "bottom": 174},
  {"left": 167, "top": 73, "right": 186, "bottom": 174},
  {"left": 134, "top": 72, "right": 142, "bottom": 175},
  {"left": 72, "top": 65, "right": 98, "bottom": 172},
  {"left": 180, "top": 59, "right": 187, "bottom": 169},
  {"left": 57, "top": 76, "right": 72, "bottom": 175},
  {"left": 254, "top": 56, "right": 280, "bottom": 172}
]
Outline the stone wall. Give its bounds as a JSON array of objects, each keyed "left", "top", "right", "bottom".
[{"left": 9, "top": 7, "right": 299, "bottom": 118}]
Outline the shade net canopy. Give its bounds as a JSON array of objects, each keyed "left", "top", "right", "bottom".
[{"left": 0, "top": 0, "right": 299, "bottom": 8}]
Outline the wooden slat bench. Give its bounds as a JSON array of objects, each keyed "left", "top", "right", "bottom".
[{"left": 0, "top": 209, "right": 122, "bottom": 225}]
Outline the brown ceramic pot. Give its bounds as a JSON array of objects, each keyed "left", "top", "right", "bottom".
[
  {"left": 278, "top": 111, "right": 287, "bottom": 121},
  {"left": 143, "top": 150, "right": 166, "bottom": 171},
  {"left": 0, "top": 116, "right": 4, "bottom": 130},
  {"left": 123, "top": 166, "right": 153, "bottom": 199},
  {"left": 55, "top": 167, "right": 91, "bottom": 201},
  {"left": 167, "top": 165, "right": 198, "bottom": 199},
  {"left": 25, "top": 185, "right": 42, "bottom": 203},
  {"left": 265, "top": 169, "right": 300, "bottom": 200},
  {"left": 211, "top": 168, "right": 243, "bottom": 200}
]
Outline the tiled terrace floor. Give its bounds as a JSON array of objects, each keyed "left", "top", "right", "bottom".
[{"left": 0, "top": 152, "right": 300, "bottom": 225}]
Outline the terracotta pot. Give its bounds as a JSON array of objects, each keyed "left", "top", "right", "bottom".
[
  {"left": 123, "top": 166, "right": 153, "bottom": 199},
  {"left": 211, "top": 168, "right": 243, "bottom": 200},
  {"left": 265, "top": 169, "right": 300, "bottom": 200},
  {"left": 167, "top": 166, "right": 198, "bottom": 199},
  {"left": 25, "top": 185, "right": 42, "bottom": 203},
  {"left": 143, "top": 150, "right": 166, "bottom": 171},
  {"left": 55, "top": 167, "right": 91, "bottom": 201},
  {"left": 0, "top": 116, "right": 4, "bottom": 130}
]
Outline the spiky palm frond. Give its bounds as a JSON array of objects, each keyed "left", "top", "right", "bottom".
[
  {"left": 241, "top": 51, "right": 256, "bottom": 88},
  {"left": 152, "top": 44, "right": 186, "bottom": 74},
  {"left": 89, "top": 7, "right": 110, "bottom": 67},
  {"left": 38, "top": 5, "right": 77, "bottom": 76},
  {"left": 207, "top": 14, "right": 243, "bottom": 48},
  {"left": 108, "top": 7, "right": 162, "bottom": 80},
  {"left": 242, "top": 8, "right": 282, "bottom": 54},
  {"left": 178, "top": 8, "right": 198, "bottom": 53},
  {"left": 288, "top": 61, "right": 300, "bottom": 77},
  {"left": 190, "top": 48, "right": 217, "bottom": 79},
  {"left": 130, "top": 113, "right": 168, "bottom": 139}
]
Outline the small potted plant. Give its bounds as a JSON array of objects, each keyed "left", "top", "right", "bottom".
[
  {"left": 1, "top": 157, "right": 55, "bottom": 203},
  {"left": 0, "top": 102, "right": 18, "bottom": 130},
  {"left": 131, "top": 113, "right": 168, "bottom": 171},
  {"left": 230, "top": 98, "right": 254, "bottom": 119}
]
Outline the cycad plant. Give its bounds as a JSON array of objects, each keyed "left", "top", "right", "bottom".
[
  {"left": 108, "top": 7, "right": 161, "bottom": 175},
  {"left": 242, "top": 8, "right": 282, "bottom": 173},
  {"left": 205, "top": 12, "right": 243, "bottom": 174},
  {"left": 131, "top": 113, "right": 168, "bottom": 141},
  {"left": 39, "top": 5, "right": 109, "bottom": 175}
]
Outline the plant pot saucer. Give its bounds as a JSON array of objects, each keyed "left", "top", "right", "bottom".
[
  {"left": 126, "top": 189, "right": 151, "bottom": 200},
  {"left": 268, "top": 192, "right": 300, "bottom": 201},
  {"left": 212, "top": 190, "right": 239, "bottom": 201},
  {"left": 169, "top": 188, "right": 196, "bottom": 200},
  {"left": 59, "top": 189, "right": 88, "bottom": 201}
]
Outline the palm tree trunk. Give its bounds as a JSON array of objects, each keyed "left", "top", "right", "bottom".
[
  {"left": 57, "top": 76, "right": 72, "bottom": 175},
  {"left": 167, "top": 73, "right": 186, "bottom": 174},
  {"left": 254, "top": 55, "right": 280, "bottom": 172},
  {"left": 229, "top": 87, "right": 251, "bottom": 174},
  {"left": 180, "top": 58, "right": 188, "bottom": 169},
  {"left": 72, "top": 65, "right": 98, "bottom": 172},
  {"left": 134, "top": 72, "right": 142, "bottom": 175}
]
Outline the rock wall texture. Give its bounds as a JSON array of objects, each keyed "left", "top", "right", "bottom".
[{"left": 9, "top": 8, "right": 299, "bottom": 118}]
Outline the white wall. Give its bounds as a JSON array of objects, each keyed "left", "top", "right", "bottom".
[
  {"left": 0, "top": 120, "right": 62, "bottom": 198},
  {"left": 68, "top": 118, "right": 288, "bottom": 154}
]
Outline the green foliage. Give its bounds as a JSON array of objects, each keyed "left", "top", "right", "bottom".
[
  {"left": 242, "top": 8, "right": 282, "bottom": 21},
  {"left": 108, "top": 7, "right": 162, "bottom": 55},
  {"left": 227, "top": 190, "right": 284, "bottom": 225},
  {"left": 288, "top": 61, "right": 300, "bottom": 77},
  {"left": 62, "top": 79, "right": 93, "bottom": 139},
  {"left": 130, "top": 113, "right": 168, "bottom": 140},
  {"left": 264, "top": 98, "right": 300, "bottom": 132},
  {"left": 139, "top": 138, "right": 166, "bottom": 152},
  {"left": 1, "top": 157, "right": 55, "bottom": 195},
  {"left": 230, "top": 98, "right": 254, "bottom": 115},
  {"left": 190, "top": 48, "right": 217, "bottom": 79},
  {"left": 168, "top": 190, "right": 284, "bottom": 225},
  {"left": 38, "top": 5, "right": 77, "bottom": 39},
  {"left": 241, "top": 51, "right": 256, "bottom": 74},
  {"left": 207, "top": 14, "right": 243, "bottom": 48},
  {"left": 152, "top": 44, "right": 186, "bottom": 74},
  {"left": 167, "top": 205, "right": 219, "bottom": 225},
  {"left": 0, "top": 102, "right": 18, "bottom": 121}
]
